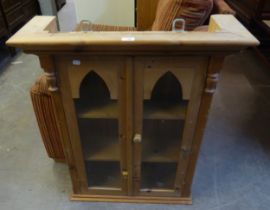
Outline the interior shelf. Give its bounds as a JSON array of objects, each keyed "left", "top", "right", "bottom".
[
  {"left": 86, "top": 161, "right": 121, "bottom": 189},
  {"left": 75, "top": 100, "right": 118, "bottom": 119},
  {"left": 83, "top": 137, "right": 120, "bottom": 161},
  {"left": 144, "top": 100, "right": 188, "bottom": 120},
  {"left": 142, "top": 138, "right": 180, "bottom": 163},
  {"left": 142, "top": 119, "right": 183, "bottom": 163},
  {"left": 141, "top": 162, "right": 177, "bottom": 190},
  {"left": 78, "top": 119, "right": 120, "bottom": 161}
]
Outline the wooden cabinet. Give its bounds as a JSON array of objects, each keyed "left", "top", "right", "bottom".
[
  {"left": 0, "top": 0, "right": 39, "bottom": 37},
  {"left": 226, "top": 0, "right": 270, "bottom": 24},
  {"left": 6, "top": 15, "right": 258, "bottom": 204},
  {"left": 0, "top": 10, "right": 8, "bottom": 37},
  {"left": 62, "top": 55, "right": 207, "bottom": 198},
  {"left": 4, "top": 3, "right": 24, "bottom": 31},
  {"left": 226, "top": 0, "right": 270, "bottom": 64},
  {"left": 1, "top": 0, "right": 21, "bottom": 12},
  {"left": 22, "top": 0, "right": 39, "bottom": 22},
  {"left": 0, "top": 0, "right": 39, "bottom": 56},
  {"left": 1, "top": 0, "right": 23, "bottom": 31}
]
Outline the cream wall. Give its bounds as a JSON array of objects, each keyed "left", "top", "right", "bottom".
[{"left": 74, "top": 0, "right": 135, "bottom": 27}]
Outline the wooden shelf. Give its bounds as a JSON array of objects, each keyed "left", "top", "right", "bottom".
[
  {"left": 75, "top": 100, "right": 118, "bottom": 119},
  {"left": 141, "top": 162, "right": 177, "bottom": 190},
  {"left": 76, "top": 100, "right": 187, "bottom": 120},
  {"left": 144, "top": 101, "right": 188, "bottom": 120},
  {"left": 86, "top": 161, "right": 121, "bottom": 188},
  {"left": 78, "top": 119, "right": 120, "bottom": 161},
  {"left": 83, "top": 136, "right": 180, "bottom": 163},
  {"left": 83, "top": 137, "right": 120, "bottom": 161},
  {"left": 142, "top": 139, "right": 180, "bottom": 163},
  {"left": 142, "top": 135, "right": 181, "bottom": 163},
  {"left": 142, "top": 120, "right": 183, "bottom": 163}
]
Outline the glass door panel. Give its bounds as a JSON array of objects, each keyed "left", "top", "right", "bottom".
[
  {"left": 73, "top": 69, "right": 123, "bottom": 193},
  {"left": 77, "top": 119, "right": 121, "bottom": 189},
  {"left": 141, "top": 162, "right": 177, "bottom": 190},
  {"left": 140, "top": 72, "right": 187, "bottom": 194},
  {"left": 133, "top": 58, "right": 197, "bottom": 197}
]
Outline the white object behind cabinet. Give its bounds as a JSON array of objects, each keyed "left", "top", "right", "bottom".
[{"left": 74, "top": 0, "right": 135, "bottom": 27}]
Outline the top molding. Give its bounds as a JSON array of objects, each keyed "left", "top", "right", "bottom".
[{"left": 6, "top": 15, "right": 259, "bottom": 53}]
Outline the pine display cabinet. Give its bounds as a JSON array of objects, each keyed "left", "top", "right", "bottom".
[{"left": 7, "top": 15, "right": 259, "bottom": 204}]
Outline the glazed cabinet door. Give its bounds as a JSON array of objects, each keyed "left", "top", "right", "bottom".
[
  {"left": 59, "top": 56, "right": 129, "bottom": 195},
  {"left": 133, "top": 56, "right": 208, "bottom": 197}
]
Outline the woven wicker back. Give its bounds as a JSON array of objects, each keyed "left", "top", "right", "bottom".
[{"left": 152, "top": 0, "right": 213, "bottom": 31}]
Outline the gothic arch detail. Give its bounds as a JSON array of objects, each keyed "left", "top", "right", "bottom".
[
  {"left": 151, "top": 72, "right": 183, "bottom": 101},
  {"left": 69, "top": 69, "right": 118, "bottom": 99},
  {"left": 79, "top": 71, "right": 110, "bottom": 101},
  {"left": 144, "top": 68, "right": 195, "bottom": 100}
]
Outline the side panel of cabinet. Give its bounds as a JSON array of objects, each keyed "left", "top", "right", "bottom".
[
  {"left": 174, "top": 57, "right": 209, "bottom": 192},
  {"left": 56, "top": 55, "right": 131, "bottom": 196},
  {"left": 133, "top": 56, "right": 209, "bottom": 197}
]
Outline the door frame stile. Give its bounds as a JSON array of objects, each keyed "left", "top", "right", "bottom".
[
  {"left": 133, "top": 57, "right": 144, "bottom": 195},
  {"left": 118, "top": 57, "right": 127, "bottom": 194},
  {"left": 119, "top": 56, "right": 134, "bottom": 195},
  {"left": 125, "top": 57, "right": 134, "bottom": 195}
]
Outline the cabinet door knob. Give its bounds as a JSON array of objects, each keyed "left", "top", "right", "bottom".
[
  {"left": 133, "top": 134, "right": 142, "bottom": 143},
  {"left": 122, "top": 171, "right": 128, "bottom": 178}
]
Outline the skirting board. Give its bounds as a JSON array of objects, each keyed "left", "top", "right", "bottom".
[{"left": 71, "top": 194, "right": 192, "bottom": 204}]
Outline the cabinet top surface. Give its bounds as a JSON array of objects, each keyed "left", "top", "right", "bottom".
[{"left": 6, "top": 15, "right": 259, "bottom": 53}]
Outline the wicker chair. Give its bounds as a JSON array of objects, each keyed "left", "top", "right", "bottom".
[{"left": 76, "top": 0, "right": 235, "bottom": 32}]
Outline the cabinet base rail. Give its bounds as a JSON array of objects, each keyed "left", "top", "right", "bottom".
[{"left": 71, "top": 194, "right": 192, "bottom": 204}]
